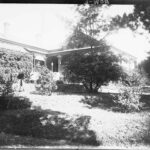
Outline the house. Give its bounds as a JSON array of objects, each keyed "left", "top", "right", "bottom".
[{"left": 0, "top": 36, "right": 137, "bottom": 81}]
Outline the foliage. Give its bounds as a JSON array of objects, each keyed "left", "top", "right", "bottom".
[
  {"left": 0, "top": 96, "right": 31, "bottom": 111},
  {"left": 67, "top": 115, "right": 99, "bottom": 145},
  {"left": 0, "top": 81, "right": 14, "bottom": 96},
  {"left": 35, "top": 66, "right": 57, "bottom": 95},
  {"left": 62, "top": 5, "right": 124, "bottom": 93},
  {"left": 0, "top": 108, "right": 99, "bottom": 145},
  {"left": 0, "top": 48, "right": 32, "bottom": 95},
  {"left": 132, "top": 4, "right": 150, "bottom": 32},
  {"left": 111, "top": 4, "right": 150, "bottom": 32},
  {"left": 64, "top": 5, "right": 112, "bottom": 49},
  {"left": 111, "top": 12, "right": 139, "bottom": 31},
  {"left": 113, "top": 70, "right": 144, "bottom": 112},
  {"left": 0, "top": 48, "right": 32, "bottom": 81},
  {"left": 0, "top": 109, "right": 45, "bottom": 137},
  {"left": 63, "top": 45, "right": 123, "bottom": 93}
]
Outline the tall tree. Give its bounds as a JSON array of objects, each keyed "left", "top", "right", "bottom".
[
  {"left": 65, "top": 5, "right": 111, "bottom": 49},
  {"left": 112, "top": 4, "right": 150, "bottom": 81},
  {"left": 62, "top": 5, "right": 125, "bottom": 93},
  {"left": 111, "top": 4, "right": 150, "bottom": 32},
  {"left": 132, "top": 4, "right": 150, "bottom": 32}
]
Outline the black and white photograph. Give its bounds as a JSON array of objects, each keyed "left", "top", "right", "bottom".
[{"left": 0, "top": 1, "right": 150, "bottom": 149}]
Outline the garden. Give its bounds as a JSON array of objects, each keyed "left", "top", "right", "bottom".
[
  {"left": 1, "top": 4, "right": 150, "bottom": 149},
  {"left": 0, "top": 43, "right": 150, "bottom": 149}
]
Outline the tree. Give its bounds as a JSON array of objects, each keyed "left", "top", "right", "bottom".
[
  {"left": 64, "top": 5, "right": 111, "bottom": 49},
  {"left": 111, "top": 5, "right": 150, "bottom": 82},
  {"left": 62, "top": 5, "right": 124, "bottom": 93},
  {"left": 132, "top": 4, "right": 150, "bottom": 32},
  {"left": 111, "top": 4, "right": 150, "bottom": 32},
  {"left": 63, "top": 44, "right": 123, "bottom": 93}
]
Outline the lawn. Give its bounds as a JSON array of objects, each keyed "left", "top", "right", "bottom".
[
  {"left": 1, "top": 83, "right": 150, "bottom": 148},
  {"left": 29, "top": 94, "right": 150, "bottom": 147}
]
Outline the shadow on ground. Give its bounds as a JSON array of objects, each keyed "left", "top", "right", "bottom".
[
  {"left": 81, "top": 93, "right": 150, "bottom": 112},
  {"left": 0, "top": 95, "right": 100, "bottom": 146},
  {"left": 80, "top": 93, "right": 117, "bottom": 110}
]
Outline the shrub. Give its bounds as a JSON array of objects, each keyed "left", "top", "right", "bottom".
[
  {"left": 0, "top": 48, "right": 32, "bottom": 80},
  {"left": 0, "top": 109, "right": 99, "bottom": 146},
  {"left": 67, "top": 116, "right": 99, "bottom": 145},
  {"left": 113, "top": 71, "right": 144, "bottom": 112},
  {"left": 0, "top": 109, "right": 44, "bottom": 137},
  {"left": 35, "top": 66, "right": 57, "bottom": 95},
  {"left": 0, "top": 48, "right": 32, "bottom": 95},
  {"left": 0, "top": 81, "right": 14, "bottom": 96},
  {"left": 0, "top": 96, "right": 31, "bottom": 111},
  {"left": 114, "top": 86, "right": 142, "bottom": 112}
]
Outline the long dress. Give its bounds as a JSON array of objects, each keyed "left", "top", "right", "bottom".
[{"left": 17, "top": 73, "right": 24, "bottom": 91}]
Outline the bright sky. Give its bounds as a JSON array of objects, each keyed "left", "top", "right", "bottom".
[
  {"left": 0, "top": 4, "right": 149, "bottom": 62},
  {"left": 0, "top": 4, "right": 78, "bottom": 49}
]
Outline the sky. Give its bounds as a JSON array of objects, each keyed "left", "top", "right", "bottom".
[
  {"left": 0, "top": 4, "right": 149, "bottom": 62},
  {"left": 0, "top": 4, "right": 78, "bottom": 49}
]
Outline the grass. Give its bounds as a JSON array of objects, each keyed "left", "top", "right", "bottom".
[
  {"left": 0, "top": 132, "right": 73, "bottom": 146},
  {"left": 1, "top": 83, "right": 150, "bottom": 147},
  {"left": 20, "top": 92, "right": 150, "bottom": 147}
]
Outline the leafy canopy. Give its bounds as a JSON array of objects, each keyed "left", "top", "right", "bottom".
[
  {"left": 111, "top": 4, "right": 150, "bottom": 32},
  {"left": 65, "top": 5, "right": 112, "bottom": 49},
  {"left": 63, "top": 44, "right": 123, "bottom": 93},
  {"left": 63, "top": 5, "right": 124, "bottom": 93}
]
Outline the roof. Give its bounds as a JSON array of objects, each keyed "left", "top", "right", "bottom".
[
  {"left": 110, "top": 46, "right": 137, "bottom": 60},
  {"left": 0, "top": 37, "right": 137, "bottom": 61},
  {"left": 0, "top": 37, "right": 49, "bottom": 54}
]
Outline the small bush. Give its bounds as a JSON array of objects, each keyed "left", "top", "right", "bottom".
[
  {"left": 0, "top": 80, "right": 14, "bottom": 96},
  {"left": 0, "top": 96, "right": 31, "bottom": 111},
  {"left": 0, "top": 109, "right": 99, "bottom": 146},
  {"left": 67, "top": 116, "right": 99, "bottom": 145},
  {"left": 114, "top": 86, "right": 142, "bottom": 112},
  {"left": 35, "top": 67, "right": 57, "bottom": 95},
  {"left": 0, "top": 109, "right": 44, "bottom": 137},
  {"left": 113, "top": 71, "right": 144, "bottom": 113}
]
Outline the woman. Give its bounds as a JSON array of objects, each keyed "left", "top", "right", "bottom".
[{"left": 17, "top": 70, "right": 24, "bottom": 92}]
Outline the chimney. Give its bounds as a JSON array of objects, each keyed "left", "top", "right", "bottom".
[{"left": 3, "top": 22, "right": 10, "bottom": 38}]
